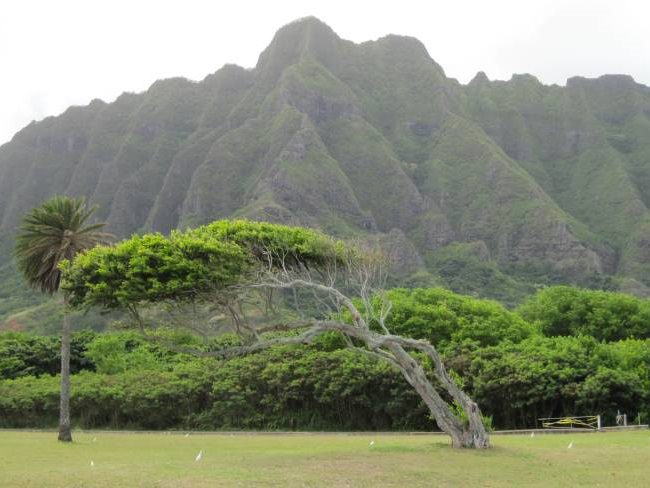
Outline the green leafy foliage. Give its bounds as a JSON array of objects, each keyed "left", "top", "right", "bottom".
[
  {"left": 517, "top": 286, "right": 650, "bottom": 340},
  {"left": 197, "top": 219, "right": 349, "bottom": 268},
  {"left": 85, "top": 333, "right": 167, "bottom": 375},
  {"left": 467, "top": 337, "right": 650, "bottom": 427},
  {"left": 380, "top": 288, "right": 535, "bottom": 350},
  {"left": 0, "top": 331, "right": 96, "bottom": 379},
  {"left": 63, "top": 231, "right": 247, "bottom": 310},
  {"left": 205, "top": 346, "right": 428, "bottom": 431},
  {"left": 468, "top": 336, "right": 599, "bottom": 427},
  {"left": 63, "top": 220, "right": 347, "bottom": 311},
  {"left": 0, "top": 337, "right": 427, "bottom": 431}
]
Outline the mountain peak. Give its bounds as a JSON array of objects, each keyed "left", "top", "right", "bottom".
[
  {"left": 469, "top": 71, "right": 490, "bottom": 86},
  {"left": 255, "top": 16, "right": 342, "bottom": 80},
  {"left": 509, "top": 73, "right": 541, "bottom": 84},
  {"left": 567, "top": 74, "right": 639, "bottom": 90},
  {"left": 375, "top": 34, "right": 428, "bottom": 51},
  {"left": 283, "top": 15, "right": 333, "bottom": 30}
]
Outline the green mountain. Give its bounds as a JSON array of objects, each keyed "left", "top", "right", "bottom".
[{"left": 2, "top": 17, "right": 650, "bottom": 330}]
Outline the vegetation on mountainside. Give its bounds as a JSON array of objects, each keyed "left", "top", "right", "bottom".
[{"left": 2, "top": 17, "right": 650, "bottom": 332}]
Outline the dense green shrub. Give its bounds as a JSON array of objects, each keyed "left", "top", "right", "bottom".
[
  {"left": 0, "top": 346, "right": 428, "bottom": 431},
  {"left": 83, "top": 330, "right": 198, "bottom": 374},
  {"left": 0, "top": 374, "right": 60, "bottom": 427},
  {"left": 517, "top": 286, "right": 650, "bottom": 341},
  {"left": 205, "top": 346, "right": 428, "bottom": 431},
  {"left": 0, "top": 330, "right": 96, "bottom": 379},
  {"left": 382, "top": 288, "right": 535, "bottom": 350},
  {"left": 467, "top": 337, "right": 650, "bottom": 428},
  {"left": 0, "top": 365, "right": 214, "bottom": 429},
  {"left": 467, "top": 336, "right": 599, "bottom": 427}
]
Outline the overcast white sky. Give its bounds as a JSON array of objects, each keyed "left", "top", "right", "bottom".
[{"left": 1, "top": 0, "right": 648, "bottom": 145}]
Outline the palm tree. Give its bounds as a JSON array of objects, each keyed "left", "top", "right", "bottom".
[{"left": 14, "top": 196, "right": 112, "bottom": 442}]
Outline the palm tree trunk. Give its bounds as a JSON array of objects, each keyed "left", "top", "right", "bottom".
[{"left": 58, "top": 294, "right": 72, "bottom": 442}]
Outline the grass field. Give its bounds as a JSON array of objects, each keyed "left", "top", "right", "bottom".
[{"left": 0, "top": 430, "right": 648, "bottom": 487}]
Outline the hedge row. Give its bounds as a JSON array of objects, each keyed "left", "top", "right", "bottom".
[{"left": 1, "top": 336, "right": 648, "bottom": 430}]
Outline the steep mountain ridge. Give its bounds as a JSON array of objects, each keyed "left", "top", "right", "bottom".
[{"left": 2, "top": 16, "right": 650, "bottom": 329}]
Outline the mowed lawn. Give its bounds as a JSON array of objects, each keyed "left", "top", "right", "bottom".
[{"left": 1, "top": 430, "right": 648, "bottom": 487}]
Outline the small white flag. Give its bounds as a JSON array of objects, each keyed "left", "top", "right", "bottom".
[{"left": 195, "top": 450, "right": 203, "bottom": 462}]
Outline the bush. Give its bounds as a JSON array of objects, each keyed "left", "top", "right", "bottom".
[
  {"left": 0, "top": 330, "right": 96, "bottom": 379},
  {"left": 381, "top": 288, "right": 535, "bottom": 351},
  {"left": 517, "top": 286, "right": 650, "bottom": 341}
]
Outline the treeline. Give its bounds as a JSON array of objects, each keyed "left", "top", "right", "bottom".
[{"left": 1, "top": 286, "right": 649, "bottom": 430}]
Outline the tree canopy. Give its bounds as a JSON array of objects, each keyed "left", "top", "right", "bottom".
[
  {"left": 517, "top": 286, "right": 650, "bottom": 341},
  {"left": 63, "top": 220, "right": 348, "bottom": 311},
  {"left": 61, "top": 219, "right": 490, "bottom": 448},
  {"left": 379, "top": 288, "right": 535, "bottom": 349},
  {"left": 15, "top": 196, "right": 111, "bottom": 295}
]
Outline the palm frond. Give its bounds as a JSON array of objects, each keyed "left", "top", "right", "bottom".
[{"left": 14, "top": 196, "right": 114, "bottom": 294}]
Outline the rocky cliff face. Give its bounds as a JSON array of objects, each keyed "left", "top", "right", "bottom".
[{"left": 2, "top": 16, "right": 650, "bottom": 316}]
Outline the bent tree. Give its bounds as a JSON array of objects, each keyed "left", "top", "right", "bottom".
[
  {"left": 62, "top": 220, "right": 490, "bottom": 448},
  {"left": 14, "top": 196, "right": 111, "bottom": 442}
]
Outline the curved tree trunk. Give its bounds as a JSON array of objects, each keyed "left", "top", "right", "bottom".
[
  {"left": 58, "top": 295, "right": 72, "bottom": 442},
  {"left": 385, "top": 340, "right": 490, "bottom": 449}
]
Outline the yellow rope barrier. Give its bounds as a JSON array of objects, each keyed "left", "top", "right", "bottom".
[{"left": 539, "top": 416, "right": 599, "bottom": 429}]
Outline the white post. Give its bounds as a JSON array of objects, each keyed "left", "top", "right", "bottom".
[
  {"left": 597, "top": 414, "right": 602, "bottom": 431},
  {"left": 623, "top": 414, "right": 627, "bottom": 427}
]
